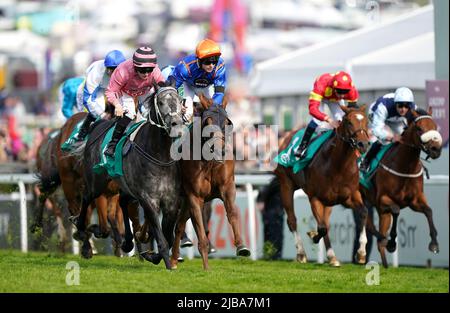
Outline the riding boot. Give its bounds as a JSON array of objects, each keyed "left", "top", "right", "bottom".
[
  {"left": 360, "top": 141, "right": 382, "bottom": 173},
  {"left": 294, "top": 125, "right": 316, "bottom": 159},
  {"left": 75, "top": 113, "right": 96, "bottom": 141},
  {"left": 104, "top": 116, "right": 132, "bottom": 158}
]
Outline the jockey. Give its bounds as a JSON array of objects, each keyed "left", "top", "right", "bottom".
[
  {"left": 167, "top": 38, "right": 226, "bottom": 109},
  {"left": 294, "top": 71, "right": 359, "bottom": 159},
  {"left": 74, "top": 50, "right": 126, "bottom": 141},
  {"left": 59, "top": 76, "right": 84, "bottom": 120},
  {"left": 359, "top": 87, "right": 416, "bottom": 173},
  {"left": 104, "top": 46, "right": 165, "bottom": 158}
]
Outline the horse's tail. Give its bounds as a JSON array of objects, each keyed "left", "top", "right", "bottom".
[{"left": 35, "top": 169, "right": 61, "bottom": 195}]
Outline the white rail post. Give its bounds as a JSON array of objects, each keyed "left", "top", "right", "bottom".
[
  {"left": 317, "top": 238, "right": 325, "bottom": 264},
  {"left": 186, "top": 219, "right": 195, "bottom": 260},
  {"left": 392, "top": 245, "right": 399, "bottom": 268},
  {"left": 245, "top": 183, "right": 257, "bottom": 260},
  {"left": 18, "top": 181, "right": 28, "bottom": 253}
]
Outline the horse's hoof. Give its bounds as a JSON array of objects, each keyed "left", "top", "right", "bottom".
[
  {"left": 81, "top": 247, "right": 93, "bottom": 259},
  {"left": 307, "top": 231, "right": 318, "bottom": 239},
  {"left": 68, "top": 215, "right": 79, "bottom": 226},
  {"left": 73, "top": 230, "right": 88, "bottom": 242},
  {"left": 296, "top": 253, "right": 307, "bottom": 263},
  {"left": 429, "top": 242, "right": 439, "bottom": 254},
  {"left": 386, "top": 240, "right": 397, "bottom": 253},
  {"left": 328, "top": 257, "right": 341, "bottom": 267},
  {"left": 180, "top": 237, "right": 194, "bottom": 248},
  {"left": 140, "top": 251, "right": 163, "bottom": 265},
  {"left": 355, "top": 252, "right": 366, "bottom": 265},
  {"left": 178, "top": 256, "right": 185, "bottom": 263},
  {"left": 236, "top": 245, "right": 251, "bottom": 257},
  {"left": 209, "top": 245, "right": 217, "bottom": 254},
  {"left": 121, "top": 240, "right": 134, "bottom": 253},
  {"left": 148, "top": 253, "right": 163, "bottom": 265}
]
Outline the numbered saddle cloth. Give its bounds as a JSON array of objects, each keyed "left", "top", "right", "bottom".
[
  {"left": 359, "top": 143, "right": 394, "bottom": 189},
  {"left": 274, "top": 129, "right": 333, "bottom": 174},
  {"left": 92, "top": 121, "right": 146, "bottom": 178}
]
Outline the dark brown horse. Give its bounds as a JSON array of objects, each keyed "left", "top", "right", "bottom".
[
  {"left": 170, "top": 94, "right": 250, "bottom": 270},
  {"left": 275, "top": 105, "right": 370, "bottom": 266},
  {"left": 361, "top": 108, "right": 442, "bottom": 268}
]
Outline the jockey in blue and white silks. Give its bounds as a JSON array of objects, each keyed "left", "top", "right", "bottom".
[
  {"left": 167, "top": 39, "right": 226, "bottom": 108},
  {"left": 360, "top": 87, "right": 417, "bottom": 172},
  {"left": 73, "top": 50, "right": 126, "bottom": 142}
]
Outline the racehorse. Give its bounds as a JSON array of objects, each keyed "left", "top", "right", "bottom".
[
  {"left": 34, "top": 113, "right": 124, "bottom": 258},
  {"left": 170, "top": 94, "right": 250, "bottom": 270},
  {"left": 275, "top": 104, "right": 370, "bottom": 266},
  {"left": 361, "top": 108, "right": 442, "bottom": 268},
  {"left": 77, "top": 82, "right": 184, "bottom": 269},
  {"left": 31, "top": 129, "right": 69, "bottom": 252}
]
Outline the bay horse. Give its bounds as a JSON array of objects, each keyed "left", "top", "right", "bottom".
[
  {"left": 275, "top": 105, "right": 370, "bottom": 266},
  {"left": 77, "top": 82, "right": 184, "bottom": 269},
  {"left": 361, "top": 108, "right": 442, "bottom": 268},
  {"left": 34, "top": 112, "right": 124, "bottom": 258},
  {"left": 170, "top": 94, "right": 250, "bottom": 270}
]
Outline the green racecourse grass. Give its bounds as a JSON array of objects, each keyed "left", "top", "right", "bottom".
[{"left": 0, "top": 250, "right": 448, "bottom": 293}]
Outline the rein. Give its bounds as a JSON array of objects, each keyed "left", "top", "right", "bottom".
[{"left": 378, "top": 115, "right": 434, "bottom": 179}]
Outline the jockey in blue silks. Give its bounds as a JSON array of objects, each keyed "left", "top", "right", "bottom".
[
  {"left": 359, "top": 87, "right": 417, "bottom": 172},
  {"left": 167, "top": 39, "right": 227, "bottom": 109}
]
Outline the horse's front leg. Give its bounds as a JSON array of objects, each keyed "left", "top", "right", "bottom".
[
  {"left": 118, "top": 193, "right": 134, "bottom": 253},
  {"left": 410, "top": 193, "right": 439, "bottom": 254},
  {"left": 87, "top": 195, "right": 111, "bottom": 239},
  {"left": 386, "top": 206, "right": 400, "bottom": 253},
  {"left": 322, "top": 206, "right": 340, "bottom": 267},
  {"left": 308, "top": 197, "right": 327, "bottom": 244},
  {"left": 346, "top": 192, "right": 369, "bottom": 265}
]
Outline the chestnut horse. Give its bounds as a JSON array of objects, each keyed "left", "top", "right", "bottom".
[
  {"left": 170, "top": 94, "right": 250, "bottom": 270},
  {"left": 361, "top": 108, "right": 442, "bottom": 268},
  {"left": 275, "top": 105, "right": 370, "bottom": 266}
]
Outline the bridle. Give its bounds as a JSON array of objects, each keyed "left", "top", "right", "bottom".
[
  {"left": 148, "top": 86, "right": 182, "bottom": 133},
  {"left": 336, "top": 113, "right": 369, "bottom": 150}
]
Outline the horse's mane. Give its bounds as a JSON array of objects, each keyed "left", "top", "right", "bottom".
[{"left": 406, "top": 108, "right": 429, "bottom": 124}]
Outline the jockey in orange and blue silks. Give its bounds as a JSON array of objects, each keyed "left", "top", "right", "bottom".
[
  {"left": 167, "top": 39, "right": 226, "bottom": 108},
  {"left": 294, "top": 71, "right": 359, "bottom": 159}
]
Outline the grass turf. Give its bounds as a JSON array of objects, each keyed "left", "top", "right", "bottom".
[{"left": 0, "top": 250, "right": 447, "bottom": 293}]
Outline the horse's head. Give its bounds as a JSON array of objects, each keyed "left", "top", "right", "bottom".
[
  {"left": 198, "top": 93, "right": 233, "bottom": 161},
  {"left": 150, "top": 82, "right": 184, "bottom": 134},
  {"left": 404, "top": 108, "right": 442, "bottom": 159},
  {"left": 338, "top": 104, "right": 370, "bottom": 155}
]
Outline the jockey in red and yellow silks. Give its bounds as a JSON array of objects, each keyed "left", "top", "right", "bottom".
[{"left": 295, "top": 71, "right": 359, "bottom": 159}]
